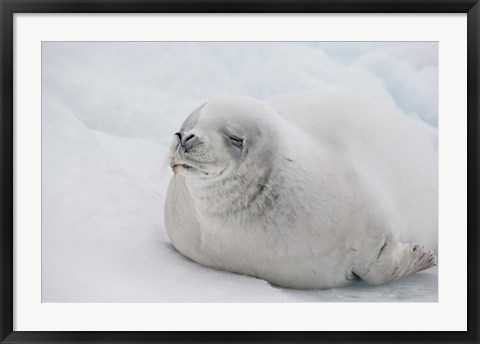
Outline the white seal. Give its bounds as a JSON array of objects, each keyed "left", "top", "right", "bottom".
[{"left": 164, "top": 91, "right": 438, "bottom": 289}]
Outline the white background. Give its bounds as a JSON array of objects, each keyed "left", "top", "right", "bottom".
[{"left": 14, "top": 14, "right": 467, "bottom": 331}]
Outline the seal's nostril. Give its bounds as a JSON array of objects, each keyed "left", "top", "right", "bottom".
[
  {"left": 179, "top": 133, "right": 196, "bottom": 150},
  {"left": 184, "top": 134, "right": 195, "bottom": 143},
  {"left": 174, "top": 132, "right": 182, "bottom": 141}
]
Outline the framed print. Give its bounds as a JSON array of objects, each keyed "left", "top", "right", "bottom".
[{"left": 1, "top": 0, "right": 479, "bottom": 343}]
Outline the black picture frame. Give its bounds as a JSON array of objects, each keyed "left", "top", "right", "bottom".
[{"left": 1, "top": 0, "right": 479, "bottom": 343}]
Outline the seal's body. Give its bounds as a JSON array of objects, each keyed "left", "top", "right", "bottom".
[{"left": 165, "top": 91, "right": 437, "bottom": 289}]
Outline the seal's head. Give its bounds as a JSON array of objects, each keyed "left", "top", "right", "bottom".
[{"left": 169, "top": 95, "right": 282, "bottom": 182}]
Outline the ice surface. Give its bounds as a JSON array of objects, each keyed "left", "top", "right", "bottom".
[{"left": 42, "top": 42, "right": 438, "bottom": 302}]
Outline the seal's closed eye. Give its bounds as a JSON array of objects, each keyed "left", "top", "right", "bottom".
[{"left": 228, "top": 134, "right": 244, "bottom": 149}]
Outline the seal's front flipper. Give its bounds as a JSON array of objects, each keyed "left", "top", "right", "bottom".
[{"left": 354, "top": 238, "right": 437, "bottom": 286}]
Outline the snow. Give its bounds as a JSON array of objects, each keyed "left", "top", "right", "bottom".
[{"left": 42, "top": 42, "right": 438, "bottom": 302}]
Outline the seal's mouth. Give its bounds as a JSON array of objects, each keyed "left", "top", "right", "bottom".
[
  {"left": 169, "top": 156, "right": 212, "bottom": 176},
  {"left": 172, "top": 163, "right": 192, "bottom": 170},
  {"left": 170, "top": 158, "right": 201, "bottom": 174}
]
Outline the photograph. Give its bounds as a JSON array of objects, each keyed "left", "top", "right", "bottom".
[{"left": 41, "top": 41, "right": 439, "bottom": 303}]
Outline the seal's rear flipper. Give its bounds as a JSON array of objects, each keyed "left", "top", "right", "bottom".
[{"left": 354, "top": 239, "right": 437, "bottom": 286}]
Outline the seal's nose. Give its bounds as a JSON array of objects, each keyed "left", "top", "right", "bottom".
[
  {"left": 181, "top": 133, "right": 196, "bottom": 150},
  {"left": 175, "top": 131, "right": 198, "bottom": 150},
  {"left": 183, "top": 134, "right": 195, "bottom": 145}
]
